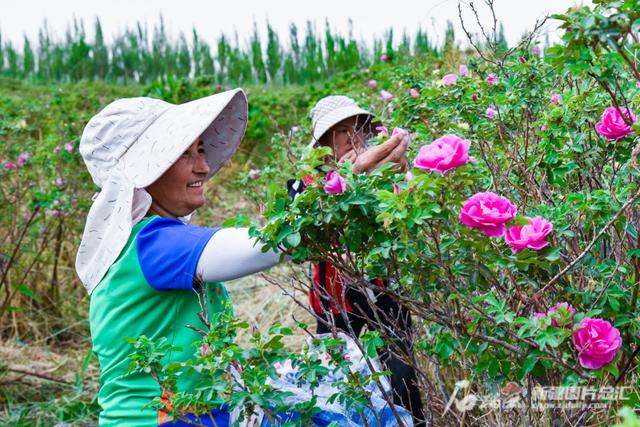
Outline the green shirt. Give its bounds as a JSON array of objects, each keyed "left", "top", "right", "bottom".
[{"left": 89, "top": 215, "right": 229, "bottom": 426}]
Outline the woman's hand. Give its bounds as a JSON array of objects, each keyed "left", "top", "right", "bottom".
[{"left": 339, "top": 133, "right": 409, "bottom": 174}]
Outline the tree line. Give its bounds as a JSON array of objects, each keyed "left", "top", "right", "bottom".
[{"left": 0, "top": 16, "right": 447, "bottom": 85}]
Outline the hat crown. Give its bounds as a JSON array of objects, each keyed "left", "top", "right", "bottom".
[
  {"left": 79, "top": 97, "right": 171, "bottom": 187},
  {"left": 310, "top": 95, "right": 360, "bottom": 126}
]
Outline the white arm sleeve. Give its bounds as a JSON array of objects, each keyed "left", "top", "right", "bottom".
[{"left": 196, "top": 227, "right": 282, "bottom": 282}]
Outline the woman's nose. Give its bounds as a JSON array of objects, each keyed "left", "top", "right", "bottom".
[{"left": 194, "top": 153, "right": 210, "bottom": 175}]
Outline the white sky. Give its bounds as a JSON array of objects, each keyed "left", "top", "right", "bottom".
[{"left": 2, "top": 0, "right": 593, "bottom": 49}]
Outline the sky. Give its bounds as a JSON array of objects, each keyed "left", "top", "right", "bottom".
[{"left": 2, "top": 0, "right": 593, "bottom": 49}]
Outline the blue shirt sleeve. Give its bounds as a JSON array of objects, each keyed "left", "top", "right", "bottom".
[{"left": 136, "top": 217, "right": 219, "bottom": 291}]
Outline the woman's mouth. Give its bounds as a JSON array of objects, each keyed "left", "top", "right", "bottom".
[{"left": 187, "top": 180, "right": 203, "bottom": 188}]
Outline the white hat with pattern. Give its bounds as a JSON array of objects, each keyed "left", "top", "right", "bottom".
[
  {"left": 76, "top": 89, "right": 247, "bottom": 293},
  {"left": 309, "top": 95, "right": 380, "bottom": 146}
]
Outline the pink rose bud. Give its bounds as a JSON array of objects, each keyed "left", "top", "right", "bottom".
[
  {"left": 4, "top": 162, "right": 18, "bottom": 170},
  {"left": 636, "top": 81, "right": 640, "bottom": 88},
  {"left": 541, "top": 125, "right": 547, "bottom": 131},
  {"left": 70, "top": 199, "right": 78, "bottom": 206},
  {"left": 532, "top": 46, "right": 541, "bottom": 55},
  {"left": 368, "top": 79, "right": 377, "bottom": 87},
  {"left": 505, "top": 216, "right": 553, "bottom": 253},
  {"left": 54, "top": 146, "right": 61, "bottom": 153},
  {"left": 410, "top": 88, "right": 419, "bottom": 98},
  {"left": 459, "top": 64, "right": 468, "bottom": 76},
  {"left": 414, "top": 134, "right": 471, "bottom": 175},
  {"left": 324, "top": 171, "right": 346, "bottom": 194},
  {"left": 379, "top": 90, "right": 393, "bottom": 102},
  {"left": 393, "top": 183, "right": 401, "bottom": 195},
  {"left": 17, "top": 152, "right": 29, "bottom": 165},
  {"left": 486, "top": 73, "right": 498, "bottom": 85},
  {"left": 201, "top": 344, "right": 209, "bottom": 357},
  {"left": 215, "top": 85, "right": 222, "bottom": 90},
  {"left": 549, "top": 94, "right": 561, "bottom": 105},
  {"left": 459, "top": 192, "right": 517, "bottom": 237},
  {"left": 64, "top": 143, "right": 74, "bottom": 153},
  {"left": 486, "top": 107, "right": 497, "bottom": 119},
  {"left": 595, "top": 106, "right": 637, "bottom": 141},
  {"left": 518, "top": 57, "right": 527, "bottom": 64},
  {"left": 547, "top": 302, "right": 576, "bottom": 327},
  {"left": 376, "top": 126, "right": 389, "bottom": 137},
  {"left": 392, "top": 127, "right": 408, "bottom": 138},
  {"left": 532, "top": 312, "right": 546, "bottom": 320},
  {"left": 471, "top": 94, "right": 479, "bottom": 101},
  {"left": 380, "top": 53, "right": 388, "bottom": 62},
  {"left": 442, "top": 73, "right": 458, "bottom": 86},
  {"left": 573, "top": 318, "right": 622, "bottom": 370}
]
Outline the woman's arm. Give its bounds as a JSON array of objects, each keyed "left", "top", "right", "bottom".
[{"left": 196, "top": 227, "right": 282, "bottom": 282}]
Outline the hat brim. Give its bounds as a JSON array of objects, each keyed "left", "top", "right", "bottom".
[
  {"left": 310, "top": 105, "right": 381, "bottom": 147},
  {"left": 121, "top": 89, "right": 248, "bottom": 188}
]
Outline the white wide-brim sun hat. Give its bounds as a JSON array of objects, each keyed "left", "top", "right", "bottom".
[
  {"left": 309, "top": 95, "right": 381, "bottom": 147},
  {"left": 77, "top": 89, "right": 248, "bottom": 294}
]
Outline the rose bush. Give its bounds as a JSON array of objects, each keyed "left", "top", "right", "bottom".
[{"left": 240, "top": 2, "right": 640, "bottom": 424}]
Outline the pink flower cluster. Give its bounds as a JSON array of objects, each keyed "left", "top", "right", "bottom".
[
  {"left": 532, "top": 303, "right": 622, "bottom": 370},
  {"left": 533, "top": 302, "right": 576, "bottom": 328},
  {"left": 573, "top": 318, "right": 622, "bottom": 370},
  {"left": 504, "top": 216, "right": 553, "bottom": 253},
  {"left": 414, "top": 134, "right": 471, "bottom": 175},
  {"left": 595, "top": 106, "right": 637, "bottom": 141},
  {"left": 459, "top": 192, "right": 517, "bottom": 237},
  {"left": 324, "top": 171, "right": 347, "bottom": 194}
]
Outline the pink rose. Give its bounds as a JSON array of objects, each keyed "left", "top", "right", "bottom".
[
  {"left": 53, "top": 146, "right": 61, "bottom": 153},
  {"left": 376, "top": 126, "right": 389, "bottom": 137},
  {"left": 505, "top": 216, "right": 553, "bottom": 253},
  {"left": 368, "top": 79, "right": 377, "bottom": 87},
  {"left": 486, "top": 73, "right": 498, "bottom": 85},
  {"left": 486, "top": 107, "right": 497, "bottom": 119},
  {"left": 4, "top": 162, "right": 18, "bottom": 170},
  {"left": 573, "top": 318, "right": 622, "bottom": 370},
  {"left": 17, "top": 152, "right": 29, "bottom": 165},
  {"left": 380, "top": 90, "right": 393, "bottom": 102},
  {"left": 442, "top": 74, "right": 458, "bottom": 86},
  {"left": 459, "top": 64, "right": 468, "bottom": 76},
  {"left": 414, "top": 134, "right": 471, "bottom": 175},
  {"left": 380, "top": 53, "right": 388, "bottom": 62},
  {"left": 324, "top": 171, "right": 346, "bottom": 194},
  {"left": 532, "top": 312, "right": 546, "bottom": 321},
  {"left": 393, "top": 183, "right": 401, "bottom": 195},
  {"left": 595, "top": 106, "right": 637, "bottom": 141},
  {"left": 549, "top": 94, "right": 561, "bottom": 105},
  {"left": 65, "top": 143, "right": 74, "bottom": 153},
  {"left": 410, "top": 88, "right": 419, "bottom": 98},
  {"left": 518, "top": 57, "right": 527, "bottom": 64},
  {"left": 201, "top": 343, "right": 209, "bottom": 357},
  {"left": 532, "top": 46, "right": 541, "bottom": 55},
  {"left": 459, "top": 192, "right": 517, "bottom": 237},
  {"left": 392, "top": 127, "right": 408, "bottom": 138},
  {"left": 471, "top": 94, "right": 479, "bottom": 101},
  {"left": 547, "top": 302, "right": 576, "bottom": 327}
]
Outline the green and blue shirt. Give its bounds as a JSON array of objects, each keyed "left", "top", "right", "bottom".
[{"left": 89, "top": 215, "right": 229, "bottom": 426}]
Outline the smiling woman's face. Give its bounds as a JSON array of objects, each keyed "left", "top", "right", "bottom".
[{"left": 145, "top": 140, "right": 210, "bottom": 218}]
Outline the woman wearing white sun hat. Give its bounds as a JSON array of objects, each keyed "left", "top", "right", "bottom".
[
  {"left": 76, "top": 89, "right": 295, "bottom": 427},
  {"left": 288, "top": 95, "right": 425, "bottom": 426}
]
